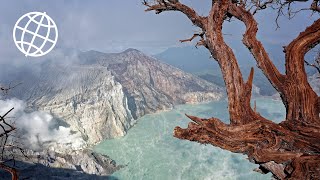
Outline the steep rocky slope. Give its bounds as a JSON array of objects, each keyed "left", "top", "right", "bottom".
[
  {"left": 7, "top": 49, "right": 223, "bottom": 147},
  {"left": 80, "top": 49, "right": 223, "bottom": 119},
  {"left": 11, "top": 64, "right": 135, "bottom": 146},
  {"left": 2, "top": 49, "right": 224, "bottom": 177}
]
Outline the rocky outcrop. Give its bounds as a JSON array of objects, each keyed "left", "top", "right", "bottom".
[
  {"left": 7, "top": 49, "right": 223, "bottom": 147},
  {"left": 80, "top": 49, "right": 224, "bottom": 119},
  {"left": 11, "top": 64, "right": 135, "bottom": 146},
  {"left": 1, "top": 149, "right": 121, "bottom": 179},
  {"left": 25, "top": 149, "right": 120, "bottom": 175},
  {"left": 2, "top": 48, "right": 224, "bottom": 178}
]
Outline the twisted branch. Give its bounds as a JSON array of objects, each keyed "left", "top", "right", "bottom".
[
  {"left": 144, "top": 0, "right": 320, "bottom": 178},
  {"left": 0, "top": 85, "right": 22, "bottom": 180},
  {"left": 143, "top": 0, "right": 207, "bottom": 29}
]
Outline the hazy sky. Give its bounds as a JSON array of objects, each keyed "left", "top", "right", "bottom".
[
  {"left": 0, "top": 0, "right": 317, "bottom": 59},
  {"left": 0, "top": 0, "right": 317, "bottom": 154}
]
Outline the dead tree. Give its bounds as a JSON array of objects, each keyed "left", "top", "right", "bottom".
[
  {"left": 0, "top": 85, "right": 22, "bottom": 180},
  {"left": 144, "top": 0, "right": 320, "bottom": 179},
  {"left": 0, "top": 108, "right": 18, "bottom": 180}
]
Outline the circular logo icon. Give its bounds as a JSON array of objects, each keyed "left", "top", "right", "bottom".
[{"left": 13, "top": 12, "right": 58, "bottom": 57}]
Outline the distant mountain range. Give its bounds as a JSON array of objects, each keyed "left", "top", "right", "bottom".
[{"left": 155, "top": 45, "right": 317, "bottom": 96}]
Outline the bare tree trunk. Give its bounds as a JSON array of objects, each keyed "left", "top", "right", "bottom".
[
  {"left": 144, "top": 0, "right": 320, "bottom": 179},
  {"left": 0, "top": 88, "right": 20, "bottom": 180},
  {"left": 204, "top": 0, "right": 258, "bottom": 125},
  {"left": 283, "top": 20, "right": 320, "bottom": 124}
]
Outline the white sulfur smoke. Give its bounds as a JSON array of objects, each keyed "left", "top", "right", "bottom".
[{"left": 0, "top": 98, "right": 86, "bottom": 151}]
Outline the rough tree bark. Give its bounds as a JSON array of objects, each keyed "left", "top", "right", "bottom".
[{"left": 144, "top": 0, "right": 320, "bottom": 179}]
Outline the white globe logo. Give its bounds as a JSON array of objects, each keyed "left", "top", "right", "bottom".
[{"left": 13, "top": 12, "right": 58, "bottom": 57}]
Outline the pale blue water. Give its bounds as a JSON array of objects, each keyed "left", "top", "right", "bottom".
[{"left": 94, "top": 97, "right": 285, "bottom": 180}]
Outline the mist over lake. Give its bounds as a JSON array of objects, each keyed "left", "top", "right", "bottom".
[{"left": 95, "top": 97, "right": 285, "bottom": 180}]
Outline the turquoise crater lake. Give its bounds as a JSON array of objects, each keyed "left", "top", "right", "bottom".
[{"left": 94, "top": 98, "right": 285, "bottom": 180}]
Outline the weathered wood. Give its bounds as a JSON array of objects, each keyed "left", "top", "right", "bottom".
[{"left": 144, "top": 0, "right": 320, "bottom": 179}]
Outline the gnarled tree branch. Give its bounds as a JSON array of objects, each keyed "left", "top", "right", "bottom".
[
  {"left": 144, "top": 0, "right": 207, "bottom": 29},
  {"left": 0, "top": 85, "right": 23, "bottom": 180},
  {"left": 205, "top": 0, "right": 263, "bottom": 125},
  {"left": 174, "top": 113, "right": 320, "bottom": 179},
  {"left": 179, "top": 32, "right": 208, "bottom": 48},
  {"left": 144, "top": 0, "right": 320, "bottom": 179},
  {"left": 228, "top": 4, "right": 286, "bottom": 94},
  {"left": 283, "top": 19, "right": 320, "bottom": 123}
]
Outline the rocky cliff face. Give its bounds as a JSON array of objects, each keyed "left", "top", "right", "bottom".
[
  {"left": 2, "top": 49, "right": 223, "bottom": 177},
  {"left": 81, "top": 49, "right": 223, "bottom": 119},
  {"left": 11, "top": 64, "right": 135, "bottom": 146},
  {"left": 8, "top": 49, "right": 223, "bottom": 148}
]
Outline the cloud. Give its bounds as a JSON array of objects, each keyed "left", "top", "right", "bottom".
[
  {"left": 0, "top": 98, "right": 85, "bottom": 151},
  {"left": 0, "top": 0, "right": 317, "bottom": 60},
  {"left": 0, "top": 0, "right": 200, "bottom": 57}
]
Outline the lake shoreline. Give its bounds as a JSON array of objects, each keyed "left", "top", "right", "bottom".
[{"left": 94, "top": 97, "right": 285, "bottom": 179}]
